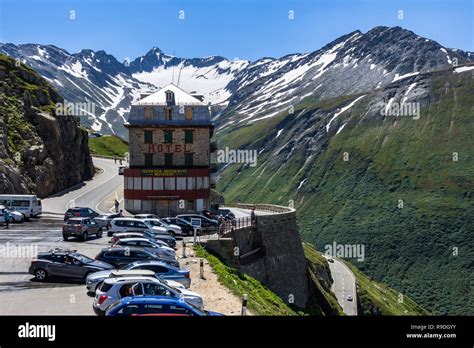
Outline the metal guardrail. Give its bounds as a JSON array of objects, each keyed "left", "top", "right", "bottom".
[
  {"left": 91, "top": 154, "right": 126, "bottom": 161},
  {"left": 223, "top": 203, "right": 295, "bottom": 214}
]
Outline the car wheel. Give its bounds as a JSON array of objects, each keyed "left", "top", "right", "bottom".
[
  {"left": 82, "top": 232, "right": 88, "bottom": 241},
  {"left": 168, "top": 230, "right": 175, "bottom": 237},
  {"left": 35, "top": 269, "right": 47, "bottom": 281},
  {"left": 63, "top": 234, "right": 69, "bottom": 241},
  {"left": 20, "top": 214, "right": 26, "bottom": 223},
  {"left": 97, "top": 228, "right": 103, "bottom": 238}
]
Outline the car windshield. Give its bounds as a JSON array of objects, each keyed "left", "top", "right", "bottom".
[
  {"left": 71, "top": 253, "right": 93, "bottom": 263},
  {"left": 146, "top": 220, "right": 161, "bottom": 226}
]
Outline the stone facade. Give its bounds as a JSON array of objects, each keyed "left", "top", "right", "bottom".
[
  {"left": 128, "top": 127, "right": 211, "bottom": 167},
  {"left": 123, "top": 84, "right": 214, "bottom": 215},
  {"left": 206, "top": 205, "right": 310, "bottom": 308}
]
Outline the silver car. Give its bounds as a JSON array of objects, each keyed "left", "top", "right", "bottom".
[
  {"left": 93, "top": 276, "right": 203, "bottom": 315},
  {"left": 94, "top": 213, "right": 122, "bottom": 229},
  {"left": 112, "top": 238, "right": 175, "bottom": 260},
  {"left": 86, "top": 261, "right": 191, "bottom": 294}
]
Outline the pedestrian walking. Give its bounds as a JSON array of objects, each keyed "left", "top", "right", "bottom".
[
  {"left": 4, "top": 210, "right": 10, "bottom": 229},
  {"left": 114, "top": 199, "right": 120, "bottom": 213}
]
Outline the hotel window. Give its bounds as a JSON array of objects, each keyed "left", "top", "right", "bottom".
[
  {"left": 165, "top": 177, "right": 175, "bottom": 190},
  {"left": 187, "top": 177, "right": 195, "bottom": 190},
  {"left": 164, "top": 130, "right": 173, "bottom": 144},
  {"left": 144, "top": 107, "right": 153, "bottom": 120},
  {"left": 142, "top": 177, "right": 152, "bottom": 190},
  {"left": 185, "top": 153, "right": 194, "bottom": 166},
  {"left": 126, "top": 177, "right": 134, "bottom": 189},
  {"left": 153, "top": 177, "right": 163, "bottom": 190},
  {"left": 164, "top": 153, "right": 173, "bottom": 166},
  {"left": 133, "top": 200, "right": 141, "bottom": 211},
  {"left": 164, "top": 108, "right": 173, "bottom": 120},
  {"left": 184, "top": 130, "right": 193, "bottom": 144},
  {"left": 196, "top": 177, "right": 203, "bottom": 189},
  {"left": 177, "top": 177, "right": 186, "bottom": 190},
  {"left": 186, "top": 200, "right": 194, "bottom": 211},
  {"left": 203, "top": 176, "right": 209, "bottom": 189},
  {"left": 133, "top": 177, "right": 142, "bottom": 190},
  {"left": 185, "top": 108, "right": 193, "bottom": 120},
  {"left": 144, "top": 153, "right": 153, "bottom": 167},
  {"left": 144, "top": 130, "right": 153, "bottom": 144},
  {"left": 165, "top": 91, "right": 174, "bottom": 103}
]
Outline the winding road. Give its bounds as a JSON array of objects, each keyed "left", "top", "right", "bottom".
[
  {"left": 323, "top": 254, "right": 358, "bottom": 315},
  {"left": 42, "top": 157, "right": 123, "bottom": 216}
]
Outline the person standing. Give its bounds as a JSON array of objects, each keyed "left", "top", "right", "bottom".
[
  {"left": 114, "top": 199, "right": 120, "bottom": 213},
  {"left": 4, "top": 210, "right": 10, "bottom": 229},
  {"left": 250, "top": 206, "right": 256, "bottom": 227}
]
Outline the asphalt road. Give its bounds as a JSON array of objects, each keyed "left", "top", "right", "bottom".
[
  {"left": 42, "top": 157, "right": 123, "bottom": 216},
  {"left": 0, "top": 158, "right": 124, "bottom": 315},
  {"left": 323, "top": 254, "right": 358, "bottom": 316}
]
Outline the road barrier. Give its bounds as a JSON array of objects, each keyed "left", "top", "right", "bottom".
[
  {"left": 200, "top": 259, "right": 204, "bottom": 279},
  {"left": 241, "top": 294, "right": 248, "bottom": 316}
]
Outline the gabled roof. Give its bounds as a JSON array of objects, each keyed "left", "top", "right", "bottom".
[{"left": 136, "top": 83, "right": 206, "bottom": 106}]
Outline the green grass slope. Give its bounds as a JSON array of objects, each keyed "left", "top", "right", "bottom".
[
  {"left": 217, "top": 68, "right": 474, "bottom": 314},
  {"left": 88, "top": 135, "right": 128, "bottom": 157}
]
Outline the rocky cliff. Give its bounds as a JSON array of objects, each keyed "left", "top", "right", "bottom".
[{"left": 0, "top": 54, "right": 94, "bottom": 198}]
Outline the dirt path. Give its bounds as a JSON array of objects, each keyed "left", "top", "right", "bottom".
[{"left": 177, "top": 241, "right": 253, "bottom": 316}]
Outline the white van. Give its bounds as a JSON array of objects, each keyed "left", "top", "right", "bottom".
[
  {"left": 109, "top": 217, "right": 167, "bottom": 234},
  {"left": 0, "top": 195, "right": 42, "bottom": 218}
]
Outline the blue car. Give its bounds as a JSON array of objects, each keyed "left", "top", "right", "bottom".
[{"left": 105, "top": 296, "right": 224, "bottom": 316}]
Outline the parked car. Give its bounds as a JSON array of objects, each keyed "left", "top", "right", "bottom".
[
  {"left": 62, "top": 217, "right": 103, "bottom": 241},
  {"left": 105, "top": 296, "right": 223, "bottom": 316},
  {"left": 118, "top": 166, "right": 125, "bottom": 175},
  {"left": 0, "top": 206, "right": 25, "bottom": 224},
  {"left": 95, "top": 247, "right": 179, "bottom": 268},
  {"left": 112, "top": 238, "right": 176, "bottom": 260},
  {"left": 141, "top": 218, "right": 182, "bottom": 237},
  {"left": 86, "top": 264, "right": 190, "bottom": 294},
  {"left": 0, "top": 205, "right": 6, "bottom": 224},
  {"left": 94, "top": 213, "right": 122, "bottom": 229},
  {"left": 6, "top": 210, "right": 25, "bottom": 223},
  {"left": 142, "top": 230, "right": 176, "bottom": 248},
  {"left": 108, "top": 217, "right": 167, "bottom": 236},
  {"left": 347, "top": 295, "right": 353, "bottom": 301},
  {"left": 93, "top": 276, "right": 203, "bottom": 315},
  {"left": 161, "top": 217, "right": 195, "bottom": 236},
  {"left": 29, "top": 249, "right": 113, "bottom": 281},
  {"left": 134, "top": 214, "right": 160, "bottom": 219},
  {"left": 64, "top": 207, "right": 99, "bottom": 221},
  {"left": 0, "top": 194, "right": 42, "bottom": 218},
  {"left": 112, "top": 229, "right": 176, "bottom": 248},
  {"left": 217, "top": 208, "right": 235, "bottom": 219},
  {"left": 177, "top": 214, "right": 219, "bottom": 229},
  {"left": 109, "top": 232, "right": 168, "bottom": 247}
]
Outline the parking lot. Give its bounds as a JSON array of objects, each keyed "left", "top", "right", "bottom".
[{"left": 0, "top": 216, "right": 248, "bottom": 315}]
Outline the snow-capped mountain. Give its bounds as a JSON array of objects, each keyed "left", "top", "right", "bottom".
[
  {"left": 128, "top": 47, "right": 249, "bottom": 107},
  {"left": 1, "top": 26, "right": 471, "bottom": 139},
  {"left": 0, "top": 43, "right": 249, "bottom": 138},
  {"left": 217, "top": 26, "right": 472, "bottom": 131}
]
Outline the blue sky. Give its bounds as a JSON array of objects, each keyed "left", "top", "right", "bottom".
[{"left": 0, "top": 0, "right": 472, "bottom": 61}]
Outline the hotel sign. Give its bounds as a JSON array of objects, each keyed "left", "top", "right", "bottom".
[{"left": 141, "top": 169, "right": 188, "bottom": 177}]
